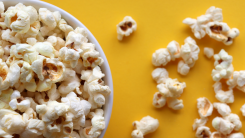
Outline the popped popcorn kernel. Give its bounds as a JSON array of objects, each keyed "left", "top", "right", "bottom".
[
  {"left": 197, "top": 97, "right": 213, "bottom": 118},
  {"left": 117, "top": 16, "right": 137, "bottom": 40},
  {"left": 212, "top": 117, "right": 234, "bottom": 135},
  {"left": 131, "top": 116, "right": 159, "bottom": 138},
  {"left": 195, "top": 126, "right": 211, "bottom": 138},
  {"left": 204, "top": 47, "right": 214, "bottom": 58}
]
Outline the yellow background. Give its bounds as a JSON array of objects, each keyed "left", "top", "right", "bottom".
[{"left": 43, "top": 0, "right": 245, "bottom": 137}]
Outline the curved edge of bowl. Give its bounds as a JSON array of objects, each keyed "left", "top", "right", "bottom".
[{"left": 2, "top": 0, "right": 113, "bottom": 138}]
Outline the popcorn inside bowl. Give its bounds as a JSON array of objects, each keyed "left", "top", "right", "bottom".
[{"left": 0, "top": 2, "right": 111, "bottom": 138}]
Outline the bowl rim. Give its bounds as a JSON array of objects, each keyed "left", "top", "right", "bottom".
[{"left": 2, "top": 0, "right": 114, "bottom": 138}]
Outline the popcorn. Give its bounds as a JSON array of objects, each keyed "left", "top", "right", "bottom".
[
  {"left": 152, "top": 68, "right": 169, "bottom": 84},
  {"left": 195, "top": 126, "right": 211, "bottom": 138},
  {"left": 83, "top": 109, "right": 105, "bottom": 138},
  {"left": 117, "top": 16, "right": 137, "bottom": 40},
  {"left": 212, "top": 49, "right": 233, "bottom": 81},
  {"left": 61, "top": 92, "right": 91, "bottom": 127},
  {"left": 35, "top": 92, "right": 50, "bottom": 105},
  {"left": 197, "top": 97, "right": 213, "bottom": 118},
  {"left": 1, "top": 29, "right": 21, "bottom": 43},
  {"left": 167, "top": 97, "right": 184, "bottom": 110},
  {"left": 152, "top": 92, "right": 166, "bottom": 108},
  {"left": 166, "top": 41, "right": 180, "bottom": 61},
  {"left": 33, "top": 42, "right": 55, "bottom": 58},
  {"left": 39, "top": 8, "right": 60, "bottom": 30},
  {"left": 213, "top": 102, "right": 231, "bottom": 117},
  {"left": 0, "top": 89, "right": 13, "bottom": 109},
  {"left": 224, "top": 113, "right": 242, "bottom": 131},
  {"left": 20, "top": 118, "right": 45, "bottom": 138},
  {"left": 9, "top": 90, "right": 30, "bottom": 112},
  {"left": 131, "top": 116, "right": 159, "bottom": 138},
  {"left": 212, "top": 117, "right": 234, "bottom": 135},
  {"left": 183, "top": 6, "right": 223, "bottom": 39},
  {"left": 180, "top": 37, "right": 200, "bottom": 67},
  {"left": 213, "top": 81, "right": 234, "bottom": 103},
  {"left": 204, "top": 47, "right": 214, "bottom": 58},
  {"left": 81, "top": 43, "right": 104, "bottom": 68},
  {"left": 58, "top": 68, "right": 81, "bottom": 94},
  {"left": 152, "top": 48, "right": 171, "bottom": 66},
  {"left": 227, "top": 133, "right": 244, "bottom": 138},
  {"left": 206, "top": 22, "right": 239, "bottom": 45},
  {"left": 58, "top": 19, "right": 74, "bottom": 37},
  {"left": 0, "top": 109, "right": 26, "bottom": 135},
  {"left": 192, "top": 118, "right": 208, "bottom": 131},
  {"left": 157, "top": 78, "right": 186, "bottom": 98},
  {"left": 47, "top": 84, "right": 60, "bottom": 101},
  {"left": 177, "top": 60, "right": 190, "bottom": 75},
  {"left": 32, "top": 57, "right": 65, "bottom": 84},
  {"left": 47, "top": 36, "right": 65, "bottom": 51},
  {"left": 227, "top": 70, "right": 245, "bottom": 91},
  {"left": 0, "top": 59, "right": 10, "bottom": 92},
  {"left": 210, "top": 132, "right": 226, "bottom": 138},
  {"left": 240, "top": 104, "right": 245, "bottom": 116}
]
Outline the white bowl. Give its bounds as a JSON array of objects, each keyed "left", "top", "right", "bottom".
[{"left": 2, "top": 0, "right": 113, "bottom": 137}]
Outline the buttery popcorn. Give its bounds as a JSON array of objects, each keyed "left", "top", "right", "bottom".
[
  {"left": 131, "top": 116, "right": 159, "bottom": 138},
  {"left": 0, "top": 2, "right": 111, "bottom": 138},
  {"left": 117, "top": 16, "right": 137, "bottom": 40}
]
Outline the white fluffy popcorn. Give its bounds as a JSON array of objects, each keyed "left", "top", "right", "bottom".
[
  {"left": 227, "top": 133, "right": 244, "bottom": 138},
  {"left": 197, "top": 97, "right": 213, "bottom": 118},
  {"left": 213, "top": 81, "right": 234, "bottom": 103},
  {"left": 195, "top": 126, "right": 211, "bottom": 138},
  {"left": 210, "top": 132, "right": 227, "bottom": 138},
  {"left": 152, "top": 68, "right": 169, "bottom": 84},
  {"left": 180, "top": 37, "right": 200, "bottom": 67},
  {"left": 240, "top": 104, "right": 245, "bottom": 116},
  {"left": 183, "top": 6, "right": 223, "bottom": 39},
  {"left": 166, "top": 41, "right": 180, "bottom": 61},
  {"left": 157, "top": 78, "right": 186, "bottom": 98},
  {"left": 224, "top": 113, "right": 242, "bottom": 131},
  {"left": 204, "top": 47, "right": 214, "bottom": 58},
  {"left": 227, "top": 70, "right": 245, "bottom": 92},
  {"left": 39, "top": 8, "right": 60, "bottom": 30},
  {"left": 213, "top": 102, "right": 231, "bottom": 117},
  {"left": 131, "top": 116, "right": 159, "bottom": 138},
  {"left": 177, "top": 60, "right": 190, "bottom": 75},
  {"left": 152, "top": 92, "right": 167, "bottom": 108},
  {"left": 192, "top": 118, "right": 208, "bottom": 131},
  {"left": 117, "top": 16, "right": 137, "bottom": 40},
  {"left": 212, "top": 117, "right": 234, "bottom": 135},
  {"left": 212, "top": 49, "right": 233, "bottom": 81},
  {"left": 206, "top": 22, "right": 239, "bottom": 45},
  {"left": 9, "top": 90, "right": 30, "bottom": 112},
  {"left": 167, "top": 97, "right": 184, "bottom": 110},
  {"left": 152, "top": 48, "right": 171, "bottom": 66}
]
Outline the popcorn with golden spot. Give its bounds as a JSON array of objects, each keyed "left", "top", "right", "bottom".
[{"left": 117, "top": 16, "right": 137, "bottom": 40}]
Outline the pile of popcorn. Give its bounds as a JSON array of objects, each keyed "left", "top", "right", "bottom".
[
  {"left": 193, "top": 97, "right": 244, "bottom": 138},
  {"left": 0, "top": 2, "right": 111, "bottom": 138},
  {"left": 183, "top": 6, "right": 239, "bottom": 45}
]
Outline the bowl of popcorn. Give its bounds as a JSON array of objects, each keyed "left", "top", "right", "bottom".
[{"left": 0, "top": 0, "right": 113, "bottom": 138}]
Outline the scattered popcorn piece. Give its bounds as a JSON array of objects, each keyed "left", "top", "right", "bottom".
[
  {"left": 180, "top": 37, "right": 200, "bottom": 67},
  {"left": 197, "top": 97, "right": 213, "bottom": 118},
  {"left": 117, "top": 16, "right": 137, "bottom": 40},
  {"left": 212, "top": 49, "right": 233, "bottom": 81},
  {"left": 177, "top": 60, "right": 190, "bottom": 75},
  {"left": 224, "top": 113, "right": 242, "bottom": 131},
  {"left": 131, "top": 116, "right": 159, "bottom": 138},
  {"left": 240, "top": 104, "right": 245, "bottom": 116},
  {"left": 157, "top": 78, "right": 186, "bottom": 98},
  {"left": 227, "top": 133, "right": 244, "bottom": 138},
  {"left": 212, "top": 117, "right": 234, "bottom": 135},
  {"left": 195, "top": 126, "right": 211, "bottom": 138},
  {"left": 210, "top": 132, "right": 227, "bottom": 138},
  {"left": 206, "top": 22, "right": 239, "bottom": 45},
  {"left": 166, "top": 41, "right": 181, "bottom": 61},
  {"left": 152, "top": 92, "right": 166, "bottom": 108},
  {"left": 192, "top": 118, "right": 208, "bottom": 131},
  {"left": 213, "top": 81, "right": 234, "bottom": 103},
  {"left": 183, "top": 6, "right": 223, "bottom": 39},
  {"left": 151, "top": 68, "right": 169, "bottom": 84},
  {"left": 152, "top": 48, "right": 171, "bottom": 66},
  {"left": 213, "top": 102, "right": 231, "bottom": 117},
  {"left": 227, "top": 70, "right": 245, "bottom": 91},
  {"left": 167, "top": 97, "right": 184, "bottom": 110},
  {"left": 204, "top": 47, "right": 214, "bottom": 58}
]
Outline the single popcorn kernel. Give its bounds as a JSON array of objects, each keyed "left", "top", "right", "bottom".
[
  {"left": 197, "top": 97, "right": 213, "bottom": 118},
  {"left": 117, "top": 16, "right": 137, "bottom": 40}
]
